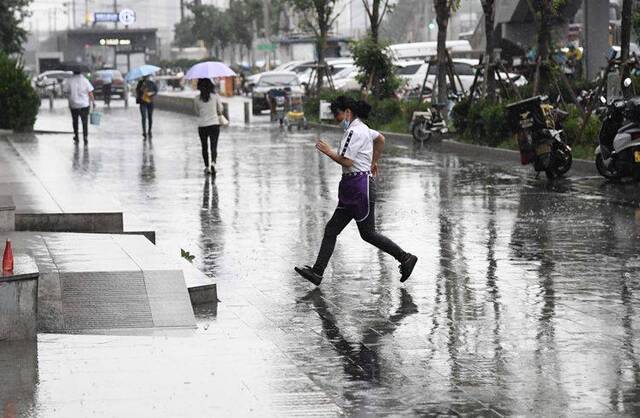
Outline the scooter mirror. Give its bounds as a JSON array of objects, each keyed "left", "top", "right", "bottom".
[
  {"left": 600, "top": 96, "right": 607, "bottom": 104},
  {"left": 624, "top": 78, "right": 633, "bottom": 88}
]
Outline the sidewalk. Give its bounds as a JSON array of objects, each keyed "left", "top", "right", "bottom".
[{"left": 2, "top": 100, "right": 639, "bottom": 416}]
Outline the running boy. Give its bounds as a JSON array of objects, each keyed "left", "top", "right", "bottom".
[{"left": 295, "top": 96, "right": 418, "bottom": 285}]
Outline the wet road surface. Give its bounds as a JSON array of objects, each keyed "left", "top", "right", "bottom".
[{"left": 2, "top": 101, "right": 640, "bottom": 416}]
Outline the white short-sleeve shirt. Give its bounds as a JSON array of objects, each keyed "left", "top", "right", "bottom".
[
  {"left": 67, "top": 75, "right": 94, "bottom": 109},
  {"left": 338, "top": 118, "right": 379, "bottom": 174}
]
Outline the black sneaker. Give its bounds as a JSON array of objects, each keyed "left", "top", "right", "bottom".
[
  {"left": 148, "top": 131, "right": 153, "bottom": 138},
  {"left": 83, "top": 136, "right": 88, "bottom": 145},
  {"left": 294, "top": 265, "right": 323, "bottom": 286},
  {"left": 73, "top": 136, "right": 79, "bottom": 143},
  {"left": 399, "top": 254, "right": 418, "bottom": 283}
]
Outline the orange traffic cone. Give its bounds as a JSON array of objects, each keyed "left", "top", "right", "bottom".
[{"left": 2, "top": 239, "right": 13, "bottom": 273}]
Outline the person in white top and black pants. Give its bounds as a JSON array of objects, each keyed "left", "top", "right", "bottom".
[
  {"left": 66, "top": 69, "right": 95, "bottom": 144},
  {"left": 194, "top": 78, "right": 224, "bottom": 177},
  {"left": 295, "top": 96, "right": 418, "bottom": 286}
]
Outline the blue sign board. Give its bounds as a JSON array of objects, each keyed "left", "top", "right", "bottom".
[{"left": 94, "top": 12, "right": 119, "bottom": 23}]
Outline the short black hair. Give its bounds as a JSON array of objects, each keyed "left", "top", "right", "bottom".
[{"left": 329, "top": 95, "right": 372, "bottom": 119}]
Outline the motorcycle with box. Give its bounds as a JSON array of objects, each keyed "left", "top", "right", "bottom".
[{"left": 506, "top": 96, "right": 573, "bottom": 179}]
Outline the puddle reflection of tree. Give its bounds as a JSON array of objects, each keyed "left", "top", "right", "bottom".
[
  {"left": 304, "top": 287, "right": 417, "bottom": 382},
  {"left": 510, "top": 189, "right": 566, "bottom": 408},
  {"left": 610, "top": 268, "right": 640, "bottom": 414}
]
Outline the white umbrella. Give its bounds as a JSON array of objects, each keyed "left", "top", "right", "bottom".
[{"left": 185, "top": 61, "right": 236, "bottom": 80}]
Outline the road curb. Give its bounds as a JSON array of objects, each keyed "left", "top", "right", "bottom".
[{"left": 309, "top": 121, "right": 597, "bottom": 176}]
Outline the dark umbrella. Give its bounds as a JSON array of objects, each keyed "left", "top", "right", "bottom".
[{"left": 59, "top": 62, "right": 91, "bottom": 74}]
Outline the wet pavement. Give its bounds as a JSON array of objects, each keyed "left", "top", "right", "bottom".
[{"left": 2, "top": 100, "right": 640, "bottom": 415}]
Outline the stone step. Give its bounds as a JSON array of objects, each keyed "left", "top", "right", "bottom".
[
  {"left": 0, "top": 195, "right": 15, "bottom": 231},
  {"left": 1, "top": 232, "right": 215, "bottom": 333}
]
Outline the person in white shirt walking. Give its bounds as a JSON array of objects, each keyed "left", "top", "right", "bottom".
[
  {"left": 295, "top": 96, "right": 418, "bottom": 286},
  {"left": 67, "top": 69, "right": 95, "bottom": 144},
  {"left": 194, "top": 78, "right": 224, "bottom": 177}
]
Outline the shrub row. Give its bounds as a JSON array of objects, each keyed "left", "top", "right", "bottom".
[
  {"left": 303, "top": 89, "right": 429, "bottom": 133},
  {"left": 0, "top": 52, "right": 40, "bottom": 132}
]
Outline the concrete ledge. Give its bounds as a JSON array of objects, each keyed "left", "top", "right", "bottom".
[
  {"left": 309, "top": 121, "right": 598, "bottom": 176},
  {"left": 0, "top": 255, "right": 39, "bottom": 341},
  {"left": 0, "top": 195, "right": 15, "bottom": 232},
  {"left": 154, "top": 93, "right": 197, "bottom": 116},
  {"left": 15, "top": 212, "right": 124, "bottom": 233}
]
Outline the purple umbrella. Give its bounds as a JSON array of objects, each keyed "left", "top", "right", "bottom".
[{"left": 185, "top": 61, "right": 236, "bottom": 80}]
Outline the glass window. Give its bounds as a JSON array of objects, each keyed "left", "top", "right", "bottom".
[
  {"left": 258, "top": 74, "right": 300, "bottom": 86},
  {"left": 396, "top": 64, "right": 422, "bottom": 75}
]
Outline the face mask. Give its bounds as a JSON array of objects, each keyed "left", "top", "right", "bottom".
[{"left": 341, "top": 119, "right": 350, "bottom": 130}]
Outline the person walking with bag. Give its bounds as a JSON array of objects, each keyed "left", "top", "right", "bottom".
[
  {"left": 135, "top": 75, "right": 158, "bottom": 139},
  {"left": 67, "top": 68, "right": 95, "bottom": 145},
  {"left": 295, "top": 96, "right": 418, "bottom": 286},
  {"left": 194, "top": 78, "right": 224, "bottom": 177}
]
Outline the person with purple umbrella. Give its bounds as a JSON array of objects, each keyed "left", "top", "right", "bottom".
[{"left": 294, "top": 96, "right": 418, "bottom": 286}]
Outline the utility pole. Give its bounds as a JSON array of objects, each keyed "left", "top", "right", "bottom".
[
  {"left": 180, "top": 0, "right": 184, "bottom": 21},
  {"left": 114, "top": 0, "right": 118, "bottom": 29},
  {"left": 72, "top": 0, "right": 76, "bottom": 28}
]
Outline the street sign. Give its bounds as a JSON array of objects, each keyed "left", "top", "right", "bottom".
[
  {"left": 119, "top": 8, "right": 136, "bottom": 26},
  {"left": 257, "top": 43, "right": 278, "bottom": 52},
  {"left": 94, "top": 12, "right": 119, "bottom": 23}
]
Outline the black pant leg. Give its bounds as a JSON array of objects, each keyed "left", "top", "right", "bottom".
[
  {"left": 70, "top": 108, "right": 79, "bottom": 137},
  {"left": 139, "top": 104, "right": 147, "bottom": 133},
  {"left": 79, "top": 107, "right": 89, "bottom": 139},
  {"left": 356, "top": 178, "right": 406, "bottom": 261},
  {"left": 313, "top": 207, "right": 353, "bottom": 275},
  {"left": 210, "top": 125, "right": 220, "bottom": 163},
  {"left": 198, "top": 126, "right": 209, "bottom": 166},
  {"left": 147, "top": 103, "right": 154, "bottom": 133}
]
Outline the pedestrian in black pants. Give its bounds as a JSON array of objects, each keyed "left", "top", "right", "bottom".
[
  {"left": 135, "top": 75, "right": 158, "bottom": 139},
  {"left": 66, "top": 69, "right": 95, "bottom": 144},
  {"left": 194, "top": 78, "right": 223, "bottom": 177},
  {"left": 295, "top": 96, "right": 418, "bottom": 285}
]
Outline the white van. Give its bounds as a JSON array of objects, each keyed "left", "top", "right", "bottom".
[{"left": 388, "top": 40, "right": 472, "bottom": 61}]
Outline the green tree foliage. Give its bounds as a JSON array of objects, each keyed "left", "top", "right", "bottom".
[
  {"left": 0, "top": 52, "right": 40, "bottom": 131},
  {"left": 190, "top": 4, "right": 232, "bottom": 56},
  {"left": 287, "top": 0, "right": 342, "bottom": 91},
  {"left": 0, "top": 0, "right": 32, "bottom": 54},
  {"left": 173, "top": 17, "right": 197, "bottom": 48},
  {"left": 351, "top": 37, "right": 400, "bottom": 98}
]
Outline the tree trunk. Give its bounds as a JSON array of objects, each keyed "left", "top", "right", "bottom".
[
  {"left": 370, "top": 0, "right": 380, "bottom": 45},
  {"left": 316, "top": 29, "right": 327, "bottom": 91},
  {"left": 482, "top": 0, "right": 496, "bottom": 102},
  {"left": 435, "top": 0, "right": 449, "bottom": 106},
  {"left": 534, "top": 0, "right": 552, "bottom": 95}
]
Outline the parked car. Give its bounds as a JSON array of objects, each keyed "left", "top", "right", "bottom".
[
  {"left": 297, "top": 58, "right": 354, "bottom": 88},
  {"left": 90, "top": 69, "right": 128, "bottom": 100},
  {"left": 247, "top": 60, "right": 312, "bottom": 87},
  {"left": 251, "top": 71, "right": 304, "bottom": 115},
  {"left": 394, "top": 58, "right": 527, "bottom": 94},
  {"left": 333, "top": 65, "right": 362, "bottom": 91}
]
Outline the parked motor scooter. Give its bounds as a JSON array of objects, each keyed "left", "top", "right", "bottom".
[
  {"left": 410, "top": 103, "right": 448, "bottom": 143},
  {"left": 595, "top": 79, "right": 640, "bottom": 180},
  {"left": 506, "top": 95, "right": 573, "bottom": 179}
]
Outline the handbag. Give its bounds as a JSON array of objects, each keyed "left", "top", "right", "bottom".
[
  {"left": 89, "top": 105, "right": 102, "bottom": 126},
  {"left": 219, "top": 113, "right": 229, "bottom": 126}
]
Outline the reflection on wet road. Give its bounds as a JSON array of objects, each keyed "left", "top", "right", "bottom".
[{"left": 3, "top": 102, "right": 640, "bottom": 415}]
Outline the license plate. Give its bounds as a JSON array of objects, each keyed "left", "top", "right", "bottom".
[
  {"left": 635, "top": 151, "right": 640, "bottom": 162},
  {"left": 536, "top": 144, "right": 551, "bottom": 155}
]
